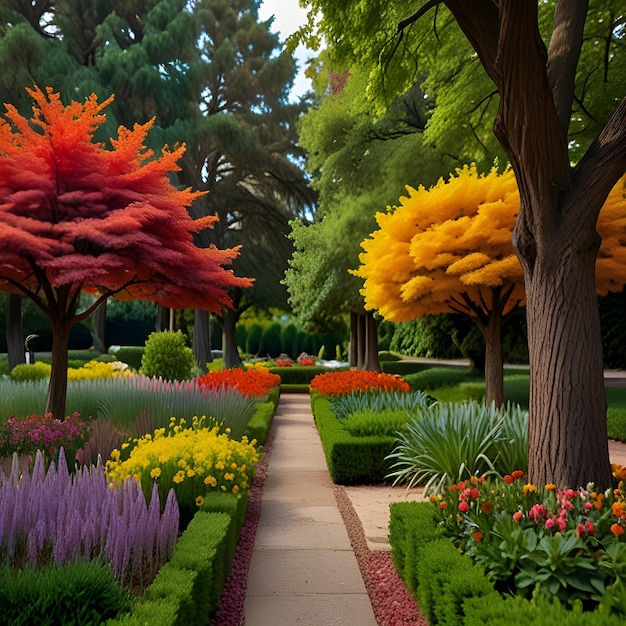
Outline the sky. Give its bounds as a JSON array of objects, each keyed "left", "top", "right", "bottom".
[{"left": 258, "top": 0, "right": 314, "bottom": 99}]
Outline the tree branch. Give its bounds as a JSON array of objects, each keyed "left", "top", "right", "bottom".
[{"left": 547, "top": 0, "right": 589, "bottom": 134}]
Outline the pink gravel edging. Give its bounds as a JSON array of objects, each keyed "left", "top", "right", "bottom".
[{"left": 334, "top": 485, "right": 427, "bottom": 626}]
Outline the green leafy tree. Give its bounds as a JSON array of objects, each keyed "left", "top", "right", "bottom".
[
  {"left": 285, "top": 65, "right": 455, "bottom": 370},
  {"left": 301, "top": 0, "right": 626, "bottom": 487}
]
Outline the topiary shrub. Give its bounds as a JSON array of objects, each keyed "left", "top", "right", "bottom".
[{"left": 140, "top": 330, "right": 194, "bottom": 381}]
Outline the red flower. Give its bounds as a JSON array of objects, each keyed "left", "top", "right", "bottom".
[
  {"left": 458, "top": 501, "right": 470, "bottom": 513},
  {"left": 512, "top": 511, "right": 523, "bottom": 522},
  {"left": 309, "top": 370, "right": 411, "bottom": 396},
  {"left": 511, "top": 470, "right": 524, "bottom": 480},
  {"left": 481, "top": 501, "right": 493, "bottom": 514},
  {"left": 473, "top": 531, "right": 483, "bottom": 542},
  {"left": 197, "top": 368, "right": 281, "bottom": 397},
  {"left": 503, "top": 474, "right": 514, "bottom": 484}
]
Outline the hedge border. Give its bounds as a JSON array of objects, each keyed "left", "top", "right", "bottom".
[
  {"left": 310, "top": 394, "right": 396, "bottom": 484},
  {"left": 388, "top": 501, "right": 625, "bottom": 626}
]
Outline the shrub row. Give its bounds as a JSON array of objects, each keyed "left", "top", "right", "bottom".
[
  {"left": 388, "top": 501, "right": 625, "bottom": 626},
  {"left": 310, "top": 394, "right": 396, "bottom": 484},
  {"left": 268, "top": 365, "right": 347, "bottom": 385},
  {"left": 244, "top": 386, "right": 280, "bottom": 445},
  {"left": 111, "top": 490, "right": 249, "bottom": 625}
]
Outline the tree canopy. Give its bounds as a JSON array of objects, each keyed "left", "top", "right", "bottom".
[{"left": 0, "top": 86, "right": 250, "bottom": 418}]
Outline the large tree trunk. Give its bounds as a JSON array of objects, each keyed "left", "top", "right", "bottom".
[
  {"left": 6, "top": 294, "right": 25, "bottom": 371},
  {"left": 194, "top": 309, "right": 212, "bottom": 373},
  {"left": 363, "top": 311, "right": 381, "bottom": 372},
  {"left": 221, "top": 307, "right": 242, "bottom": 368},
  {"left": 441, "top": 0, "right": 623, "bottom": 488},
  {"left": 45, "top": 319, "right": 70, "bottom": 419},
  {"left": 521, "top": 220, "right": 611, "bottom": 488}
]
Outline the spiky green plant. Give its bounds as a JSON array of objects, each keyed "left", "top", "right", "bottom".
[
  {"left": 386, "top": 400, "right": 528, "bottom": 495},
  {"left": 330, "top": 389, "right": 433, "bottom": 420}
]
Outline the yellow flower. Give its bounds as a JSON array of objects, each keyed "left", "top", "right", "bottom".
[
  {"left": 110, "top": 448, "right": 120, "bottom": 461},
  {"left": 150, "top": 467, "right": 161, "bottom": 479},
  {"left": 204, "top": 476, "right": 217, "bottom": 487},
  {"left": 523, "top": 483, "right": 537, "bottom": 495},
  {"left": 545, "top": 483, "right": 557, "bottom": 491},
  {"left": 232, "top": 485, "right": 240, "bottom": 493},
  {"left": 195, "top": 495, "right": 204, "bottom": 507},
  {"left": 224, "top": 472, "right": 235, "bottom": 481},
  {"left": 187, "top": 469, "right": 196, "bottom": 477}
]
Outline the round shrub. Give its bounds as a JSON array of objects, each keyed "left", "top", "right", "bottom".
[
  {"left": 140, "top": 330, "right": 194, "bottom": 381},
  {"left": 10, "top": 362, "right": 52, "bottom": 381}
]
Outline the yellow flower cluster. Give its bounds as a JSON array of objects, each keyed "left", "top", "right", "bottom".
[
  {"left": 67, "top": 360, "right": 133, "bottom": 381},
  {"left": 106, "top": 416, "right": 259, "bottom": 512},
  {"left": 244, "top": 361, "right": 273, "bottom": 370}
]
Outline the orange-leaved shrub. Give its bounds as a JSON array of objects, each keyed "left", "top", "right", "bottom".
[
  {"left": 309, "top": 370, "right": 411, "bottom": 396},
  {"left": 196, "top": 367, "right": 281, "bottom": 398}
]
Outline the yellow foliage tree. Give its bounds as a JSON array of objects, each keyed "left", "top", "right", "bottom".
[{"left": 355, "top": 165, "right": 626, "bottom": 406}]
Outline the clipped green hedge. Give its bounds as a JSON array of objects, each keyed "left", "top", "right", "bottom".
[
  {"left": 112, "top": 346, "right": 145, "bottom": 371},
  {"left": 268, "top": 365, "right": 348, "bottom": 385},
  {"left": 310, "top": 394, "right": 396, "bottom": 484},
  {"left": 244, "top": 385, "right": 279, "bottom": 445},
  {"left": 389, "top": 501, "right": 625, "bottom": 626},
  {"left": 111, "top": 491, "right": 249, "bottom": 625}
]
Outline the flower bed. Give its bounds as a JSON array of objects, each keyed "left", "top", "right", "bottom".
[
  {"left": 428, "top": 468, "right": 626, "bottom": 612},
  {"left": 310, "top": 369, "right": 411, "bottom": 396}
]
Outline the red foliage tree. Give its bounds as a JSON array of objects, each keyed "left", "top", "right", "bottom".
[{"left": 0, "top": 87, "right": 252, "bottom": 419}]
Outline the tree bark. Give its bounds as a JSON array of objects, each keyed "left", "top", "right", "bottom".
[
  {"left": 156, "top": 305, "right": 169, "bottom": 332},
  {"left": 440, "top": 0, "right": 624, "bottom": 488},
  {"left": 481, "top": 311, "right": 504, "bottom": 408},
  {"left": 6, "top": 294, "right": 25, "bottom": 371},
  {"left": 349, "top": 311, "right": 359, "bottom": 367},
  {"left": 45, "top": 319, "right": 70, "bottom": 419},
  {"left": 221, "top": 307, "right": 242, "bottom": 368},
  {"left": 363, "top": 311, "right": 381, "bottom": 372},
  {"left": 92, "top": 298, "right": 107, "bottom": 353},
  {"left": 194, "top": 309, "right": 212, "bottom": 373}
]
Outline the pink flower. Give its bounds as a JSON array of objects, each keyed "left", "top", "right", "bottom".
[
  {"left": 545, "top": 518, "right": 555, "bottom": 530},
  {"left": 512, "top": 511, "right": 523, "bottom": 522},
  {"left": 458, "top": 501, "right": 470, "bottom": 513},
  {"left": 529, "top": 504, "right": 548, "bottom": 523}
]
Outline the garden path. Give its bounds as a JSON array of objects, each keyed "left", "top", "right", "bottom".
[{"left": 243, "top": 393, "right": 377, "bottom": 626}]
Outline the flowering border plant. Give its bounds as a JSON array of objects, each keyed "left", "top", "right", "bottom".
[
  {"left": 0, "top": 412, "right": 90, "bottom": 469},
  {"left": 106, "top": 416, "right": 259, "bottom": 519},
  {"left": 309, "top": 370, "right": 411, "bottom": 396},
  {"left": 430, "top": 465, "right": 626, "bottom": 612},
  {"left": 197, "top": 367, "right": 281, "bottom": 398}
]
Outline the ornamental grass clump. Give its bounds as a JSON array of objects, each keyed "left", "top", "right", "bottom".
[
  {"left": 0, "top": 448, "right": 178, "bottom": 590},
  {"left": 330, "top": 389, "right": 433, "bottom": 420},
  {"left": 0, "top": 412, "right": 90, "bottom": 470},
  {"left": 197, "top": 367, "right": 281, "bottom": 398},
  {"left": 310, "top": 370, "right": 411, "bottom": 396},
  {"left": 386, "top": 400, "right": 528, "bottom": 494},
  {"left": 106, "top": 416, "right": 259, "bottom": 523},
  {"left": 430, "top": 466, "right": 626, "bottom": 614}
]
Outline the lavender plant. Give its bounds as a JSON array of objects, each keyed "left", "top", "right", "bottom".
[{"left": 0, "top": 448, "right": 179, "bottom": 590}]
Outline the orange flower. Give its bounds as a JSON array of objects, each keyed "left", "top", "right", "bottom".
[
  {"left": 612, "top": 501, "right": 626, "bottom": 519},
  {"left": 511, "top": 470, "right": 524, "bottom": 480},
  {"left": 197, "top": 368, "right": 280, "bottom": 397},
  {"left": 610, "top": 523, "right": 625, "bottom": 537},
  {"left": 481, "top": 501, "right": 493, "bottom": 514},
  {"left": 612, "top": 464, "right": 626, "bottom": 480},
  {"left": 503, "top": 475, "right": 514, "bottom": 484},
  {"left": 309, "top": 370, "right": 411, "bottom": 396},
  {"left": 473, "top": 531, "right": 483, "bottom": 542}
]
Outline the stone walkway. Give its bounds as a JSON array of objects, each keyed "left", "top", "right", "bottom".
[{"left": 243, "top": 394, "right": 377, "bottom": 626}]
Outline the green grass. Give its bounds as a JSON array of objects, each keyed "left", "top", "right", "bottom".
[{"left": 420, "top": 370, "right": 626, "bottom": 442}]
